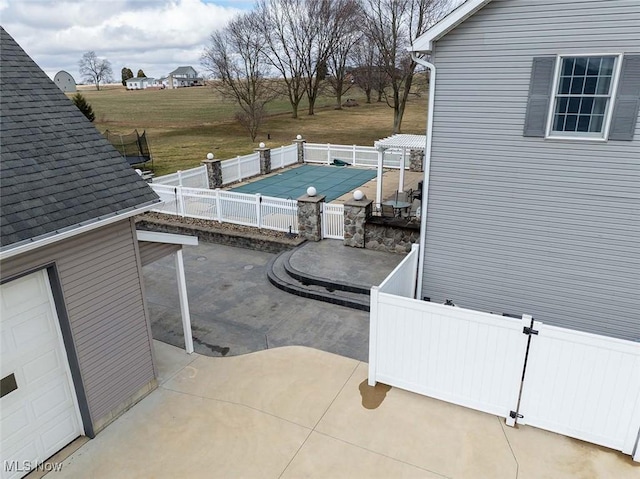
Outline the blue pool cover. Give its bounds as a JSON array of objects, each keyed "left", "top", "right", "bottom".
[{"left": 230, "top": 164, "right": 377, "bottom": 202}]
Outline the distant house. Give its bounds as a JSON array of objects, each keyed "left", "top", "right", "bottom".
[
  {"left": 54, "top": 70, "right": 76, "bottom": 92},
  {"left": 125, "top": 77, "right": 156, "bottom": 90},
  {"left": 167, "top": 66, "right": 203, "bottom": 88}
]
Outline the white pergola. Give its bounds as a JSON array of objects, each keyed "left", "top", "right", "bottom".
[{"left": 373, "top": 134, "right": 426, "bottom": 208}]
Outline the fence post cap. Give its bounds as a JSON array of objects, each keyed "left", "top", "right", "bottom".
[{"left": 206, "top": 152, "right": 214, "bottom": 160}]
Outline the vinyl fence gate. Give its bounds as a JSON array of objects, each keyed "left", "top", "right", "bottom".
[
  {"left": 369, "top": 291, "right": 640, "bottom": 460},
  {"left": 322, "top": 203, "right": 344, "bottom": 239}
]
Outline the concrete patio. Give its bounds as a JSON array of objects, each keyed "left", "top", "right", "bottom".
[{"left": 48, "top": 341, "right": 638, "bottom": 479}]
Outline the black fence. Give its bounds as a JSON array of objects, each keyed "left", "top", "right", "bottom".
[{"left": 103, "top": 129, "right": 152, "bottom": 168}]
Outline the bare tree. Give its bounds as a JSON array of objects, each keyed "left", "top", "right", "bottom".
[
  {"left": 79, "top": 51, "right": 113, "bottom": 91},
  {"left": 362, "top": 0, "right": 449, "bottom": 132},
  {"left": 350, "top": 36, "right": 380, "bottom": 103},
  {"left": 326, "top": 9, "right": 362, "bottom": 109},
  {"left": 202, "top": 12, "right": 276, "bottom": 141},
  {"left": 302, "top": 0, "right": 361, "bottom": 115},
  {"left": 256, "top": 0, "right": 307, "bottom": 119}
]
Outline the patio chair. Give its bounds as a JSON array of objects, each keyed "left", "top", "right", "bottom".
[
  {"left": 396, "top": 191, "right": 409, "bottom": 203},
  {"left": 381, "top": 204, "right": 395, "bottom": 217},
  {"left": 409, "top": 199, "right": 421, "bottom": 218}
]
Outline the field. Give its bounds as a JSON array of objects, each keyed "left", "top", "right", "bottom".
[{"left": 75, "top": 84, "right": 428, "bottom": 176}]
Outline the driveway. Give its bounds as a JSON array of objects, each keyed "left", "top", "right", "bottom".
[
  {"left": 50, "top": 341, "right": 638, "bottom": 479},
  {"left": 143, "top": 241, "right": 370, "bottom": 361}
]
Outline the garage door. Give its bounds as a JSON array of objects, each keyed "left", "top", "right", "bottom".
[{"left": 0, "top": 270, "right": 83, "bottom": 479}]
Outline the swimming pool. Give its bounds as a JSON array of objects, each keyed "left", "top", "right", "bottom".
[{"left": 229, "top": 164, "right": 377, "bottom": 202}]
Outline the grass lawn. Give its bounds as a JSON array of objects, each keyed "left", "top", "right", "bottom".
[{"left": 76, "top": 85, "right": 428, "bottom": 176}]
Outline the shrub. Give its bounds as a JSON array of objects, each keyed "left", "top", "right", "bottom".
[{"left": 71, "top": 93, "right": 95, "bottom": 122}]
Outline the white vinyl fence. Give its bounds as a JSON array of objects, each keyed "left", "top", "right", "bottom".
[
  {"left": 321, "top": 203, "right": 344, "bottom": 239},
  {"left": 153, "top": 165, "right": 209, "bottom": 188},
  {"left": 150, "top": 184, "right": 298, "bottom": 233},
  {"left": 304, "top": 143, "right": 407, "bottom": 169},
  {"left": 221, "top": 152, "right": 261, "bottom": 185},
  {"left": 369, "top": 261, "right": 640, "bottom": 460},
  {"left": 270, "top": 144, "right": 299, "bottom": 170}
]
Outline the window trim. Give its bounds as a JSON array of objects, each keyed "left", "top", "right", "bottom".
[{"left": 544, "top": 53, "right": 623, "bottom": 142}]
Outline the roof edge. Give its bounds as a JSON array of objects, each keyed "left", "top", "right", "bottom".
[
  {"left": 0, "top": 200, "right": 161, "bottom": 261},
  {"left": 410, "top": 0, "right": 493, "bottom": 53}
]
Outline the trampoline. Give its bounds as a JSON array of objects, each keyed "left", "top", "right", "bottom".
[{"left": 230, "top": 164, "right": 377, "bottom": 202}]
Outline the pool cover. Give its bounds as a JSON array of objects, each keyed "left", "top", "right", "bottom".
[{"left": 230, "top": 164, "right": 377, "bottom": 202}]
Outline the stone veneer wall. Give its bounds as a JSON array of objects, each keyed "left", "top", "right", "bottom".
[
  {"left": 297, "top": 194, "right": 325, "bottom": 241},
  {"left": 343, "top": 198, "right": 372, "bottom": 248},
  {"left": 364, "top": 217, "right": 420, "bottom": 254},
  {"left": 409, "top": 149, "right": 424, "bottom": 172}
]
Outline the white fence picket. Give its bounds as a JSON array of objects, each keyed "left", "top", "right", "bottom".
[
  {"left": 518, "top": 324, "right": 640, "bottom": 454},
  {"left": 322, "top": 203, "right": 344, "bottom": 239},
  {"left": 149, "top": 184, "right": 298, "bottom": 234},
  {"left": 370, "top": 258, "right": 640, "bottom": 459},
  {"left": 369, "top": 296, "right": 528, "bottom": 419},
  {"left": 154, "top": 165, "right": 209, "bottom": 188},
  {"left": 304, "top": 143, "right": 407, "bottom": 169},
  {"left": 270, "top": 144, "right": 297, "bottom": 170}
]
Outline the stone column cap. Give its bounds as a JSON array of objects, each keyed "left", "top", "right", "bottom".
[
  {"left": 201, "top": 158, "right": 221, "bottom": 164},
  {"left": 344, "top": 198, "right": 373, "bottom": 208},
  {"left": 297, "top": 194, "right": 326, "bottom": 203}
]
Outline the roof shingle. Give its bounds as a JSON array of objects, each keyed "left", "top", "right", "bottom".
[{"left": 0, "top": 27, "right": 160, "bottom": 250}]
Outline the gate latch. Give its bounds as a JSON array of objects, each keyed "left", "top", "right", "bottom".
[
  {"left": 509, "top": 411, "right": 524, "bottom": 420},
  {"left": 522, "top": 326, "right": 539, "bottom": 335}
]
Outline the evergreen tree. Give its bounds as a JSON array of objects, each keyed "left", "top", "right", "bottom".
[
  {"left": 71, "top": 93, "right": 95, "bottom": 122},
  {"left": 121, "top": 67, "right": 134, "bottom": 85},
  {"left": 137, "top": 69, "right": 146, "bottom": 78}
]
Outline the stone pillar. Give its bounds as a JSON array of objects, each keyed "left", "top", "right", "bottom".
[
  {"left": 201, "top": 156, "right": 223, "bottom": 189},
  {"left": 297, "top": 194, "right": 325, "bottom": 242},
  {"left": 293, "top": 136, "right": 306, "bottom": 164},
  {"left": 343, "top": 197, "right": 373, "bottom": 248},
  {"left": 409, "top": 149, "right": 424, "bottom": 172},
  {"left": 255, "top": 145, "right": 271, "bottom": 175}
]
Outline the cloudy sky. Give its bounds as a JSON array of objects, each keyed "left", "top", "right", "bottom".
[{"left": 1, "top": 0, "right": 250, "bottom": 81}]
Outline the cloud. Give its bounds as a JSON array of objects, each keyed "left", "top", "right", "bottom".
[{"left": 1, "top": 0, "right": 243, "bottom": 79}]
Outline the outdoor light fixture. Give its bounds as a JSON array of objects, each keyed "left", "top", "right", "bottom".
[
  {"left": 307, "top": 186, "right": 317, "bottom": 196},
  {"left": 206, "top": 152, "right": 214, "bottom": 160},
  {"left": 353, "top": 190, "right": 364, "bottom": 201},
  {"left": 296, "top": 134, "right": 302, "bottom": 140},
  {"left": 259, "top": 142, "right": 266, "bottom": 148}
]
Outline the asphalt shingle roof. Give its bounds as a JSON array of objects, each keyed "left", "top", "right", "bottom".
[
  {"left": 0, "top": 27, "right": 160, "bottom": 250},
  {"left": 169, "top": 66, "right": 198, "bottom": 76}
]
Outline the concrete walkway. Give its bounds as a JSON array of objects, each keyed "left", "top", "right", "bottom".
[
  {"left": 50, "top": 341, "right": 637, "bottom": 479},
  {"left": 143, "top": 241, "right": 405, "bottom": 362}
]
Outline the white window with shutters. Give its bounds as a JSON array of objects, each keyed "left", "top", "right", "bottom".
[
  {"left": 546, "top": 54, "right": 622, "bottom": 140},
  {"left": 523, "top": 54, "right": 639, "bottom": 142}
]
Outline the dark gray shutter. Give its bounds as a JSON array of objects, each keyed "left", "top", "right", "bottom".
[
  {"left": 609, "top": 55, "right": 640, "bottom": 141},
  {"left": 523, "top": 57, "right": 556, "bottom": 137}
]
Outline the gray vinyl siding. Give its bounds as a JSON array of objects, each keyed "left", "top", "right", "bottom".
[
  {"left": 422, "top": 0, "right": 640, "bottom": 341},
  {"left": 0, "top": 219, "right": 156, "bottom": 427},
  {"left": 139, "top": 241, "right": 180, "bottom": 267}
]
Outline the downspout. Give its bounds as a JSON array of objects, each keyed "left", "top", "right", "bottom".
[{"left": 411, "top": 52, "right": 435, "bottom": 300}]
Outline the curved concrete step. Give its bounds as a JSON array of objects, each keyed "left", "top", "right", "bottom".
[
  {"left": 282, "top": 248, "right": 370, "bottom": 296},
  {"left": 267, "top": 250, "right": 370, "bottom": 312}
]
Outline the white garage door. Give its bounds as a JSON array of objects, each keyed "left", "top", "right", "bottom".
[{"left": 0, "top": 270, "right": 83, "bottom": 479}]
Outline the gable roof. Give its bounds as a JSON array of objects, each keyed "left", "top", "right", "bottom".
[
  {"left": 410, "top": 0, "right": 492, "bottom": 53},
  {"left": 0, "top": 27, "right": 160, "bottom": 253},
  {"left": 169, "top": 66, "right": 197, "bottom": 76}
]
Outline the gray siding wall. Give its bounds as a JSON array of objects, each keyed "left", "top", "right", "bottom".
[
  {"left": 422, "top": 0, "right": 640, "bottom": 341},
  {"left": 1, "top": 219, "right": 156, "bottom": 427},
  {"left": 138, "top": 241, "right": 180, "bottom": 267}
]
